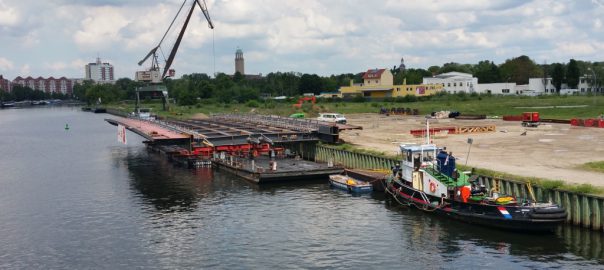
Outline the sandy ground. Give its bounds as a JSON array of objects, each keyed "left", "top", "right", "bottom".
[{"left": 339, "top": 113, "right": 604, "bottom": 186}]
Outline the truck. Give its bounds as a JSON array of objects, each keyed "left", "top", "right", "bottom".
[{"left": 521, "top": 112, "right": 540, "bottom": 127}]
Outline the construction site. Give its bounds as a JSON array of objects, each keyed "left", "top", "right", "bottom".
[{"left": 338, "top": 113, "right": 604, "bottom": 187}]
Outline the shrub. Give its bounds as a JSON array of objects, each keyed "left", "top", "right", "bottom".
[
  {"left": 351, "top": 95, "right": 365, "bottom": 103},
  {"left": 246, "top": 100, "right": 260, "bottom": 108},
  {"left": 539, "top": 180, "right": 565, "bottom": 191},
  {"left": 403, "top": 95, "right": 417, "bottom": 102}
]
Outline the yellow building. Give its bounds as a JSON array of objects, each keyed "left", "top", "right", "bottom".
[{"left": 339, "top": 68, "right": 443, "bottom": 98}]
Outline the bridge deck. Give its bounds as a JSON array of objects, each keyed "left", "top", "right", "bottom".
[{"left": 106, "top": 118, "right": 190, "bottom": 141}]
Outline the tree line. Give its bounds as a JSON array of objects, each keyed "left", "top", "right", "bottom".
[
  {"left": 3, "top": 55, "right": 600, "bottom": 105},
  {"left": 407, "top": 56, "right": 603, "bottom": 92},
  {"left": 0, "top": 85, "right": 71, "bottom": 101}
]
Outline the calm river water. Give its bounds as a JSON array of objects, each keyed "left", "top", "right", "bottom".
[{"left": 0, "top": 106, "right": 603, "bottom": 269}]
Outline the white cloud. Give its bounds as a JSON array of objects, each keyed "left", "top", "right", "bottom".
[
  {"left": 556, "top": 42, "right": 603, "bottom": 56},
  {"left": 45, "top": 62, "right": 67, "bottom": 71},
  {"left": 0, "top": 0, "right": 603, "bottom": 79},
  {"left": 595, "top": 19, "right": 602, "bottom": 30},
  {"left": 73, "top": 7, "right": 130, "bottom": 51},
  {"left": 0, "top": 0, "right": 19, "bottom": 26},
  {"left": 0, "top": 57, "right": 14, "bottom": 71},
  {"left": 20, "top": 64, "right": 30, "bottom": 76}
]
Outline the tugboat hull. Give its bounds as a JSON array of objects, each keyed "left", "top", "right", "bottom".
[{"left": 386, "top": 180, "right": 566, "bottom": 233}]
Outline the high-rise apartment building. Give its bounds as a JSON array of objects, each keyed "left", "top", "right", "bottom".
[{"left": 85, "top": 57, "right": 114, "bottom": 83}]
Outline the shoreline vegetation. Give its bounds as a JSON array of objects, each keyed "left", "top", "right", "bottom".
[
  {"left": 107, "top": 94, "right": 604, "bottom": 195},
  {"left": 112, "top": 93, "right": 604, "bottom": 120}
]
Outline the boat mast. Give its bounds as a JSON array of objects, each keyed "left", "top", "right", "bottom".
[{"left": 425, "top": 118, "right": 430, "bottom": 144}]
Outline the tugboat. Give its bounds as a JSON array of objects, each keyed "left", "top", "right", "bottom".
[{"left": 385, "top": 124, "right": 566, "bottom": 232}]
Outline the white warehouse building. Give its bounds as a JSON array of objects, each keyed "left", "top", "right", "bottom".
[
  {"left": 474, "top": 83, "right": 517, "bottom": 95},
  {"left": 422, "top": 72, "right": 478, "bottom": 94},
  {"left": 423, "top": 72, "right": 601, "bottom": 96}
]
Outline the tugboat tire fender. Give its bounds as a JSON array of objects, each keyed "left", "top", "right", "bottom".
[
  {"left": 532, "top": 207, "right": 566, "bottom": 214},
  {"left": 530, "top": 212, "right": 568, "bottom": 219}
]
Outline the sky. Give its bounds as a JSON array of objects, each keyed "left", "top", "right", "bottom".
[{"left": 0, "top": 0, "right": 603, "bottom": 80}]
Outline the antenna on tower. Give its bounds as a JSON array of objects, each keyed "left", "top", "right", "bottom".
[{"left": 543, "top": 60, "right": 547, "bottom": 92}]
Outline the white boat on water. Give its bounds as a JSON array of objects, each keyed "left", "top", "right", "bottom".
[{"left": 329, "top": 174, "right": 373, "bottom": 193}]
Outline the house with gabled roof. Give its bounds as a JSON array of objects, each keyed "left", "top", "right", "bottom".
[{"left": 338, "top": 68, "right": 443, "bottom": 99}]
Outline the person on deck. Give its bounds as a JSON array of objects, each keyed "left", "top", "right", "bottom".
[
  {"left": 460, "top": 185, "right": 471, "bottom": 203},
  {"left": 413, "top": 154, "right": 421, "bottom": 171}
]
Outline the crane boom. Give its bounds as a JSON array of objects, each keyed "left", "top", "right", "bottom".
[
  {"left": 136, "top": 0, "right": 214, "bottom": 81},
  {"left": 162, "top": 1, "right": 196, "bottom": 79},
  {"left": 196, "top": 0, "right": 214, "bottom": 29},
  {"left": 138, "top": 46, "right": 159, "bottom": 66}
]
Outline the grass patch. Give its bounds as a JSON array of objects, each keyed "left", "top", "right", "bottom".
[
  {"left": 578, "top": 161, "right": 604, "bottom": 173},
  {"left": 108, "top": 95, "right": 604, "bottom": 120}
]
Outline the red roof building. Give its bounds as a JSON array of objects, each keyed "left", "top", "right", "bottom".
[
  {"left": 362, "top": 68, "right": 393, "bottom": 86},
  {"left": 0, "top": 75, "right": 11, "bottom": 92},
  {"left": 12, "top": 76, "right": 73, "bottom": 95}
]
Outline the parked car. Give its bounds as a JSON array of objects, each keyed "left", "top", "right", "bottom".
[{"left": 317, "top": 113, "right": 347, "bottom": 124}]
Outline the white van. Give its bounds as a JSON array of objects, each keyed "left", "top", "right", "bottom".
[
  {"left": 137, "top": 108, "right": 154, "bottom": 120},
  {"left": 317, "top": 113, "right": 347, "bottom": 124}
]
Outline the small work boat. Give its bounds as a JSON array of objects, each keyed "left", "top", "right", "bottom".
[{"left": 329, "top": 174, "right": 373, "bottom": 193}]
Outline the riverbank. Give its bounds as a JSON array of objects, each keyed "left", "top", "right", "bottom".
[{"left": 338, "top": 113, "right": 604, "bottom": 193}]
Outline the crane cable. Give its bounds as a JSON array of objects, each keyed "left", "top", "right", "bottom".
[
  {"left": 158, "top": 0, "right": 188, "bottom": 53},
  {"left": 212, "top": 28, "right": 216, "bottom": 78}
]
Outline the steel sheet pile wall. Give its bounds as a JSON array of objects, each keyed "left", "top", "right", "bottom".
[
  {"left": 315, "top": 145, "right": 397, "bottom": 170},
  {"left": 314, "top": 145, "right": 604, "bottom": 231}
]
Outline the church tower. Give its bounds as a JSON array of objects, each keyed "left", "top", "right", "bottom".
[
  {"left": 398, "top": 57, "right": 406, "bottom": 73},
  {"left": 235, "top": 48, "right": 245, "bottom": 75}
]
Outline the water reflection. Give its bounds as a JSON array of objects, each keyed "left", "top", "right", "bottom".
[
  {"left": 384, "top": 202, "right": 604, "bottom": 266},
  {"left": 119, "top": 145, "right": 604, "bottom": 268},
  {"left": 125, "top": 149, "right": 206, "bottom": 212}
]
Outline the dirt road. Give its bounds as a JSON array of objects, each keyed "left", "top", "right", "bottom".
[{"left": 339, "top": 113, "right": 604, "bottom": 186}]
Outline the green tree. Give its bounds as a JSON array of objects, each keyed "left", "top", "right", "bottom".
[
  {"left": 73, "top": 80, "right": 95, "bottom": 102},
  {"left": 551, "top": 63, "right": 565, "bottom": 92},
  {"left": 11, "top": 85, "right": 34, "bottom": 101},
  {"left": 393, "top": 70, "right": 406, "bottom": 84},
  {"left": 115, "top": 78, "right": 141, "bottom": 100},
  {"left": 473, "top": 60, "right": 500, "bottom": 83},
  {"left": 404, "top": 68, "right": 431, "bottom": 84},
  {"left": 237, "top": 86, "right": 259, "bottom": 102},
  {"left": 85, "top": 84, "right": 120, "bottom": 104},
  {"left": 322, "top": 76, "right": 338, "bottom": 93},
  {"left": 0, "top": 89, "right": 15, "bottom": 101},
  {"left": 427, "top": 65, "right": 440, "bottom": 75},
  {"left": 499, "top": 55, "right": 543, "bottom": 84},
  {"left": 298, "top": 74, "right": 323, "bottom": 94},
  {"left": 233, "top": 71, "right": 244, "bottom": 83},
  {"left": 566, "top": 59, "right": 580, "bottom": 89},
  {"left": 439, "top": 62, "right": 472, "bottom": 74}
]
